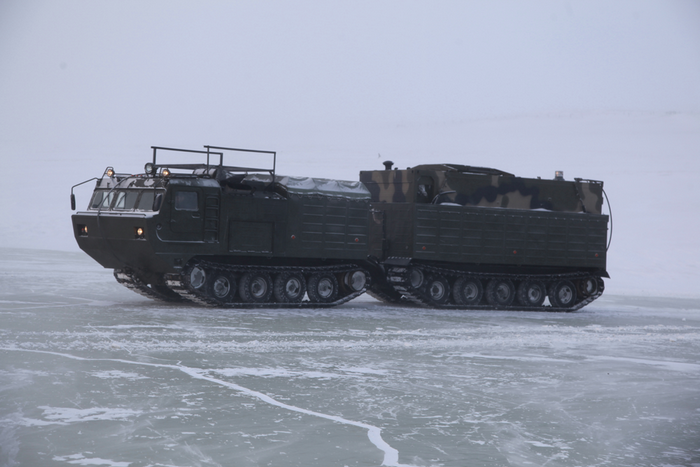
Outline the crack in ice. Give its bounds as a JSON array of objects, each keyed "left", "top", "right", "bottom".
[{"left": 1, "top": 347, "right": 414, "bottom": 467}]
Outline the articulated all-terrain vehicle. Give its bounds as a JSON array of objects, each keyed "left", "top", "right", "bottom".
[{"left": 71, "top": 145, "right": 610, "bottom": 310}]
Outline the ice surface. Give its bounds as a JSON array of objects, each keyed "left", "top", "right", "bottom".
[{"left": 1, "top": 249, "right": 699, "bottom": 466}]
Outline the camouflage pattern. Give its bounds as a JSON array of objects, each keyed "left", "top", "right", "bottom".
[
  {"left": 361, "top": 162, "right": 609, "bottom": 275},
  {"left": 360, "top": 164, "right": 604, "bottom": 214}
]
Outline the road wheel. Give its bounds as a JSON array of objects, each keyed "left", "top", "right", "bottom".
[
  {"left": 238, "top": 272, "right": 273, "bottom": 303},
  {"left": 425, "top": 275, "right": 451, "bottom": 305},
  {"left": 485, "top": 279, "right": 516, "bottom": 307},
  {"left": 307, "top": 272, "right": 339, "bottom": 303},
  {"left": 207, "top": 272, "right": 236, "bottom": 303},
  {"left": 549, "top": 280, "right": 577, "bottom": 308},
  {"left": 516, "top": 280, "right": 546, "bottom": 307},
  {"left": 273, "top": 272, "right": 306, "bottom": 303},
  {"left": 452, "top": 276, "right": 483, "bottom": 306}
]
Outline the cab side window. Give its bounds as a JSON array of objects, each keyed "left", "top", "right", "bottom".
[
  {"left": 174, "top": 191, "right": 198, "bottom": 211},
  {"left": 90, "top": 191, "right": 105, "bottom": 209}
]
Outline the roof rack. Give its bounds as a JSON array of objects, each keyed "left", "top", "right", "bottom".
[{"left": 150, "top": 145, "right": 276, "bottom": 179}]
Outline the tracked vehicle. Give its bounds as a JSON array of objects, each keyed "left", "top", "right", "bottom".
[
  {"left": 71, "top": 146, "right": 373, "bottom": 307},
  {"left": 71, "top": 145, "right": 610, "bottom": 311},
  {"left": 362, "top": 162, "right": 610, "bottom": 310}
]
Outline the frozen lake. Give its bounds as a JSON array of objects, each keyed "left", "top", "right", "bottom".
[{"left": 1, "top": 248, "right": 699, "bottom": 467}]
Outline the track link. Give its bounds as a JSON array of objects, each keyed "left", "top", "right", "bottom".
[
  {"left": 386, "top": 261, "right": 604, "bottom": 312},
  {"left": 366, "top": 288, "right": 409, "bottom": 305},
  {"left": 114, "top": 269, "right": 185, "bottom": 303}
]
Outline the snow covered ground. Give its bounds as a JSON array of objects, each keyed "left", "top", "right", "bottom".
[{"left": 1, "top": 249, "right": 699, "bottom": 467}]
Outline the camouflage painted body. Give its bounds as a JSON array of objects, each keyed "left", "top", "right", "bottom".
[
  {"left": 360, "top": 164, "right": 604, "bottom": 214},
  {"left": 361, "top": 164, "right": 608, "bottom": 269},
  {"left": 361, "top": 163, "right": 609, "bottom": 309}
]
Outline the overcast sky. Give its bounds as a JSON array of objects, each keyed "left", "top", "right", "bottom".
[{"left": 1, "top": 0, "right": 699, "bottom": 155}]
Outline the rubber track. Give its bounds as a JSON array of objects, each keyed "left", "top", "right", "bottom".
[
  {"left": 164, "top": 261, "right": 370, "bottom": 308},
  {"left": 366, "top": 284, "right": 415, "bottom": 306},
  {"left": 386, "top": 263, "right": 604, "bottom": 312},
  {"left": 114, "top": 269, "right": 185, "bottom": 303},
  {"left": 366, "top": 288, "right": 403, "bottom": 304}
]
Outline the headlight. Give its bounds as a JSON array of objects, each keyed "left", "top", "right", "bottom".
[
  {"left": 78, "top": 225, "right": 88, "bottom": 236},
  {"left": 145, "top": 162, "right": 155, "bottom": 175},
  {"left": 106, "top": 168, "right": 115, "bottom": 177},
  {"left": 162, "top": 168, "right": 171, "bottom": 177},
  {"left": 134, "top": 227, "right": 145, "bottom": 239}
]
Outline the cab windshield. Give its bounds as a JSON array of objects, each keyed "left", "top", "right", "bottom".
[{"left": 89, "top": 189, "right": 163, "bottom": 212}]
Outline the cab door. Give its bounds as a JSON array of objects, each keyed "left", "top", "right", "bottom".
[{"left": 170, "top": 189, "right": 204, "bottom": 241}]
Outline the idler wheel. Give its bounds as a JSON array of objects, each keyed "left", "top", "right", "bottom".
[
  {"left": 549, "top": 280, "right": 577, "bottom": 308},
  {"left": 185, "top": 264, "right": 207, "bottom": 292},
  {"left": 238, "top": 272, "right": 273, "bottom": 303},
  {"left": 577, "top": 276, "right": 598, "bottom": 298},
  {"left": 485, "top": 278, "right": 516, "bottom": 307},
  {"left": 516, "top": 280, "right": 547, "bottom": 307},
  {"left": 343, "top": 270, "right": 368, "bottom": 292},
  {"left": 307, "top": 272, "right": 339, "bottom": 303},
  {"left": 408, "top": 267, "right": 425, "bottom": 290},
  {"left": 207, "top": 272, "right": 236, "bottom": 303},
  {"left": 452, "top": 276, "right": 483, "bottom": 306},
  {"left": 273, "top": 272, "right": 307, "bottom": 303},
  {"left": 425, "top": 275, "right": 451, "bottom": 305}
]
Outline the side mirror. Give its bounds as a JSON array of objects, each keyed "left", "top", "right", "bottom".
[
  {"left": 153, "top": 193, "right": 163, "bottom": 211},
  {"left": 70, "top": 194, "right": 76, "bottom": 211}
]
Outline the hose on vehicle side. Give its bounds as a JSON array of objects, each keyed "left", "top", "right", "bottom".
[{"left": 602, "top": 188, "right": 613, "bottom": 251}]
